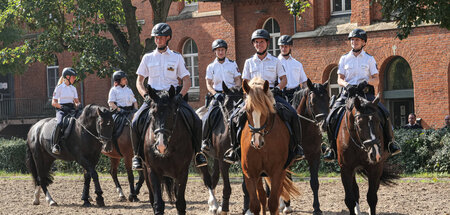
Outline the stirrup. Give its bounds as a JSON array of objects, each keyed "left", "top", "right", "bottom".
[
  {"left": 195, "top": 152, "right": 208, "bottom": 167},
  {"left": 388, "top": 141, "right": 402, "bottom": 156},
  {"left": 201, "top": 139, "right": 211, "bottom": 152},
  {"left": 320, "top": 142, "right": 328, "bottom": 154},
  {"left": 132, "top": 156, "right": 143, "bottom": 171},
  {"left": 323, "top": 148, "right": 336, "bottom": 162},
  {"left": 52, "top": 145, "right": 61, "bottom": 155},
  {"left": 223, "top": 148, "right": 238, "bottom": 164}
]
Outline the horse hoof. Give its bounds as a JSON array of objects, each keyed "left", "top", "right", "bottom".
[
  {"left": 312, "top": 210, "right": 323, "bottom": 215},
  {"left": 33, "top": 200, "right": 40, "bottom": 205},
  {"left": 49, "top": 201, "right": 58, "bottom": 206},
  {"left": 82, "top": 201, "right": 92, "bottom": 207},
  {"left": 128, "top": 195, "right": 140, "bottom": 202},
  {"left": 244, "top": 209, "right": 254, "bottom": 215},
  {"left": 217, "top": 207, "right": 228, "bottom": 215},
  {"left": 96, "top": 199, "right": 105, "bottom": 207},
  {"left": 283, "top": 206, "right": 293, "bottom": 214},
  {"left": 118, "top": 196, "right": 127, "bottom": 202}
]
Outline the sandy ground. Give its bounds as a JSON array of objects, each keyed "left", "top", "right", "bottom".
[{"left": 0, "top": 175, "right": 449, "bottom": 215}]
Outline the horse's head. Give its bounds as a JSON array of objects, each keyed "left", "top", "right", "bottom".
[
  {"left": 306, "top": 79, "right": 330, "bottom": 130},
  {"left": 348, "top": 96, "right": 383, "bottom": 164},
  {"left": 243, "top": 77, "right": 276, "bottom": 149},
  {"left": 222, "top": 81, "right": 243, "bottom": 116},
  {"left": 147, "top": 85, "right": 178, "bottom": 155},
  {"left": 79, "top": 105, "right": 114, "bottom": 147}
]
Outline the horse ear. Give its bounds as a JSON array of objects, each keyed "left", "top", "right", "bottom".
[
  {"left": 169, "top": 85, "right": 175, "bottom": 98},
  {"left": 263, "top": 80, "right": 269, "bottom": 93},
  {"left": 307, "top": 78, "right": 314, "bottom": 90},
  {"left": 222, "top": 81, "right": 230, "bottom": 94},
  {"left": 323, "top": 80, "right": 329, "bottom": 89},
  {"left": 373, "top": 94, "right": 380, "bottom": 105},
  {"left": 148, "top": 85, "right": 159, "bottom": 100},
  {"left": 243, "top": 79, "right": 250, "bottom": 94},
  {"left": 354, "top": 97, "right": 362, "bottom": 110}
]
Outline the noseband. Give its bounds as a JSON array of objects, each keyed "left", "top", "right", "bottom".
[
  {"left": 345, "top": 110, "right": 379, "bottom": 153},
  {"left": 153, "top": 107, "right": 179, "bottom": 142},
  {"left": 248, "top": 113, "right": 275, "bottom": 141},
  {"left": 76, "top": 118, "right": 112, "bottom": 142},
  {"left": 297, "top": 91, "right": 321, "bottom": 125}
]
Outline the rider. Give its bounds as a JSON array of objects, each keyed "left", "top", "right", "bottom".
[
  {"left": 131, "top": 23, "right": 207, "bottom": 170},
  {"left": 277, "top": 35, "right": 307, "bottom": 103},
  {"left": 223, "top": 29, "right": 305, "bottom": 164},
  {"left": 201, "top": 39, "right": 242, "bottom": 153},
  {"left": 324, "top": 28, "right": 401, "bottom": 161},
  {"left": 51, "top": 67, "right": 81, "bottom": 154},
  {"left": 108, "top": 70, "right": 138, "bottom": 114}
]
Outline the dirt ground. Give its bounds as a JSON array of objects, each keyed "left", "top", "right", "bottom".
[{"left": 0, "top": 175, "right": 449, "bottom": 215}]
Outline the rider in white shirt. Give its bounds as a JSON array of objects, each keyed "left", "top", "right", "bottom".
[
  {"left": 131, "top": 23, "right": 207, "bottom": 170},
  {"left": 277, "top": 35, "right": 307, "bottom": 103},
  {"left": 51, "top": 67, "right": 81, "bottom": 154},
  {"left": 108, "top": 70, "right": 138, "bottom": 113}
]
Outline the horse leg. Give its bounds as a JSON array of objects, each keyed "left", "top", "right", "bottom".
[
  {"left": 242, "top": 177, "right": 251, "bottom": 215},
  {"left": 280, "top": 172, "right": 293, "bottom": 214},
  {"left": 149, "top": 170, "right": 164, "bottom": 215},
  {"left": 245, "top": 176, "right": 261, "bottom": 215},
  {"left": 341, "top": 168, "right": 357, "bottom": 215},
  {"left": 175, "top": 173, "right": 188, "bottom": 215},
  {"left": 218, "top": 160, "right": 232, "bottom": 214},
  {"left": 33, "top": 186, "right": 41, "bottom": 205},
  {"left": 135, "top": 170, "right": 145, "bottom": 196},
  {"left": 308, "top": 155, "right": 322, "bottom": 215},
  {"left": 197, "top": 160, "right": 216, "bottom": 214},
  {"left": 352, "top": 175, "right": 361, "bottom": 214},
  {"left": 110, "top": 158, "right": 126, "bottom": 202},
  {"left": 143, "top": 167, "right": 155, "bottom": 208},
  {"left": 267, "top": 172, "right": 284, "bottom": 215},
  {"left": 31, "top": 147, "right": 57, "bottom": 206},
  {"left": 82, "top": 162, "right": 105, "bottom": 207},
  {"left": 367, "top": 167, "right": 382, "bottom": 215},
  {"left": 124, "top": 156, "right": 139, "bottom": 202},
  {"left": 81, "top": 171, "right": 92, "bottom": 207},
  {"left": 256, "top": 178, "right": 267, "bottom": 215}
]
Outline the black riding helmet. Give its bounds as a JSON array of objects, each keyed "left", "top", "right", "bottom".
[
  {"left": 151, "top": 23, "right": 172, "bottom": 38},
  {"left": 348, "top": 28, "right": 367, "bottom": 42},
  {"left": 278, "top": 35, "right": 293, "bottom": 46},
  {"left": 112, "top": 70, "right": 127, "bottom": 83},
  {"left": 212, "top": 39, "right": 228, "bottom": 51},
  {"left": 251, "top": 29, "right": 270, "bottom": 42},
  {"left": 62, "top": 67, "right": 76, "bottom": 78}
]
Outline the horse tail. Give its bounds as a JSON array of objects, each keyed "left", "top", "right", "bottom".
[
  {"left": 280, "top": 171, "right": 301, "bottom": 200},
  {"left": 162, "top": 176, "right": 175, "bottom": 203},
  {"left": 380, "top": 161, "right": 401, "bottom": 186},
  {"left": 26, "top": 144, "right": 39, "bottom": 186}
]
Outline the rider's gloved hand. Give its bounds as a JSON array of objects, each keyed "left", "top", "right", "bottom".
[
  {"left": 60, "top": 105, "right": 72, "bottom": 113},
  {"left": 345, "top": 84, "right": 357, "bottom": 97},
  {"left": 271, "top": 87, "right": 283, "bottom": 97},
  {"left": 357, "top": 81, "right": 368, "bottom": 92},
  {"left": 213, "top": 93, "right": 224, "bottom": 103},
  {"left": 174, "top": 94, "right": 184, "bottom": 104},
  {"left": 144, "top": 93, "right": 151, "bottom": 104}
]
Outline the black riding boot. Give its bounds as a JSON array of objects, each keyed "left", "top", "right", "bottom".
[
  {"left": 194, "top": 119, "right": 208, "bottom": 168},
  {"left": 324, "top": 128, "right": 337, "bottom": 162},
  {"left": 290, "top": 117, "right": 305, "bottom": 161},
  {"left": 131, "top": 126, "right": 143, "bottom": 171},
  {"left": 384, "top": 117, "right": 401, "bottom": 156},
  {"left": 224, "top": 109, "right": 246, "bottom": 164},
  {"left": 52, "top": 124, "right": 63, "bottom": 155}
]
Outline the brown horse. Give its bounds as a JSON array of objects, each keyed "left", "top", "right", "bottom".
[
  {"left": 101, "top": 112, "right": 145, "bottom": 202},
  {"left": 241, "top": 77, "right": 299, "bottom": 215},
  {"left": 337, "top": 96, "right": 399, "bottom": 215}
]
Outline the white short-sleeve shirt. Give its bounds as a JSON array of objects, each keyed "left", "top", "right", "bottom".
[
  {"left": 108, "top": 86, "right": 137, "bottom": 107},
  {"left": 52, "top": 84, "right": 78, "bottom": 104},
  {"left": 242, "top": 53, "right": 286, "bottom": 88},
  {"left": 136, "top": 47, "right": 190, "bottom": 91},
  {"left": 206, "top": 58, "right": 241, "bottom": 91},
  {"left": 337, "top": 50, "right": 378, "bottom": 85},
  {"left": 278, "top": 54, "right": 307, "bottom": 89}
]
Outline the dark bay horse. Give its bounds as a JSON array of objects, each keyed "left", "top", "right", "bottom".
[
  {"left": 143, "top": 85, "right": 194, "bottom": 215},
  {"left": 287, "top": 79, "right": 329, "bottom": 214},
  {"left": 196, "top": 83, "right": 243, "bottom": 214},
  {"left": 241, "top": 77, "right": 300, "bottom": 214},
  {"left": 101, "top": 112, "right": 145, "bottom": 202},
  {"left": 26, "top": 104, "right": 114, "bottom": 207},
  {"left": 337, "top": 96, "right": 399, "bottom": 215}
]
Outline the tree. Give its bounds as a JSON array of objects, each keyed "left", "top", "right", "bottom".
[{"left": 377, "top": 0, "right": 450, "bottom": 39}]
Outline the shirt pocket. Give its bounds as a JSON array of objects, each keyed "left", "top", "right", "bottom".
[
  {"left": 344, "top": 63, "right": 354, "bottom": 78},
  {"left": 147, "top": 62, "right": 160, "bottom": 78},
  {"left": 164, "top": 61, "right": 178, "bottom": 80},
  {"left": 264, "top": 66, "right": 277, "bottom": 81},
  {"left": 360, "top": 64, "right": 370, "bottom": 75}
]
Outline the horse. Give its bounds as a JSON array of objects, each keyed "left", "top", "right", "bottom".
[
  {"left": 285, "top": 79, "right": 329, "bottom": 214},
  {"left": 26, "top": 104, "right": 114, "bottom": 207},
  {"left": 101, "top": 111, "right": 145, "bottom": 202},
  {"left": 142, "top": 85, "right": 195, "bottom": 215},
  {"left": 240, "top": 77, "right": 300, "bottom": 214},
  {"left": 336, "top": 96, "right": 399, "bottom": 215},
  {"left": 196, "top": 82, "right": 243, "bottom": 214}
]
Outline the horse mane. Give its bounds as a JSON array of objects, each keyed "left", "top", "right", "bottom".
[
  {"left": 292, "top": 88, "right": 309, "bottom": 108},
  {"left": 79, "top": 104, "right": 108, "bottom": 121},
  {"left": 244, "top": 77, "right": 275, "bottom": 115}
]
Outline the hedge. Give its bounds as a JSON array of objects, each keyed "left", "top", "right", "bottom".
[{"left": 1, "top": 128, "right": 449, "bottom": 174}]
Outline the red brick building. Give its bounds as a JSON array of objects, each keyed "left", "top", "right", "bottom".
[{"left": 1, "top": 0, "right": 449, "bottom": 136}]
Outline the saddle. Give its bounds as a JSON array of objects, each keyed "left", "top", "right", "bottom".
[
  {"left": 59, "top": 110, "right": 80, "bottom": 140},
  {"left": 327, "top": 105, "right": 346, "bottom": 142},
  {"left": 111, "top": 111, "right": 134, "bottom": 156}
]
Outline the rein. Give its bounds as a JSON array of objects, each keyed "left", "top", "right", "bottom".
[
  {"left": 75, "top": 118, "right": 112, "bottom": 142},
  {"left": 344, "top": 109, "right": 377, "bottom": 152},
  {"left": 298, "top": 91, "right": 320, "bottom": 125}
]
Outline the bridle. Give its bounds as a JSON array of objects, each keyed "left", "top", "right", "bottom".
[
  {"left": 75, "top": 118, "right": 112, "bottom": 143},
  {"left": 297, "top": 90, "right": 323, "bottom": 125},
  {"left": 247, "top": 112, "right": 275, "bottom": 142},
  {"left": 344, "top": 108, "right": 379, "bottom": 153},
  {"left": 152, "top": 106, "right": 179, "bottom": 143}
]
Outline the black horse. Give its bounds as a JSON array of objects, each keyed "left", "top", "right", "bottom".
[
  {"left": 143, "top": 85, "right": 196, "bottom": 215},
  {"left": 336, "top": 96, "right": 399, "bottom": 215},
  {"left": 196, "top": 83, "right": 243, "bottom": 214},
  {"left": 26, "top": 104, "right": 114, "bottom": 207}
]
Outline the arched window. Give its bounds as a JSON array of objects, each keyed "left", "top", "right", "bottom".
[
  {"left": 328, "top": 66, "right": 341, "bottom": 97},
  {"left": 47, "top": 56, "right": 59, "bottom": 98},
  {"left": 263, "top": 18, "right": 280, "bottom": 57},
  {"left": 182, "top": 39, "right": 199, "bottom": 88},
  {"left": 383, "top": 56, "right": 414, "bottom": 127}
]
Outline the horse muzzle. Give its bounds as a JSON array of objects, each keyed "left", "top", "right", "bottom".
[{"left": 251, "top": 135, "right": 264, "bottom": 149}]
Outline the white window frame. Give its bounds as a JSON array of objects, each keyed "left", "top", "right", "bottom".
[
  {"left": 328, "top": 67, "right": 342, "bottom": 97},
  {"left": 182, "top": 39, "right": 199, "bottom": 89},
  {"left": 331, "top": 0, "right": 351, "bottom": 15},
  {"left": 263, "top": 18, "right": 280, "bottom": 57},
  {"left": 47, "top": 65, "right": 59, "bottom": 98}
]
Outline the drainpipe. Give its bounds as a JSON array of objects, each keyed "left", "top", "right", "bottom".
[{"left": 80, "top": 81, "right": 85, "bottom": 107}]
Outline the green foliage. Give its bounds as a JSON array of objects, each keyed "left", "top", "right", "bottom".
[
  {"left": 53, "top": 154, "right": 127, "bottom": 173},
  {"left": 390, "top": 129, "right": 450, "bottom": 173},
  {"left": 284, "top": 0, "right": 311, "bottom": 16},
  {"left": 377, "top": 0, "right": 450, "bottom": 39},
  {"left": 0, "top": 138, "right": 28, "bottom": 173}
]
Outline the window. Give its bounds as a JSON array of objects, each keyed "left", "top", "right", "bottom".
[
  {"left": 328, "top": 67, "right": 342, "bottom": 97},
  {"left": 331, "top": 0, "right": 351, "bottom": 15},
  {"left": 263, "top": 18, "right": 280, "bottom": 57},
  {"left": 182, "top": 39, "right": 199, "bottom": 89},
  {"left": 47, "top": 57, "right": 59, "bottom": 98},
  {"left": 184, "top": 0, "right": 198, "bottom": 6}
]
